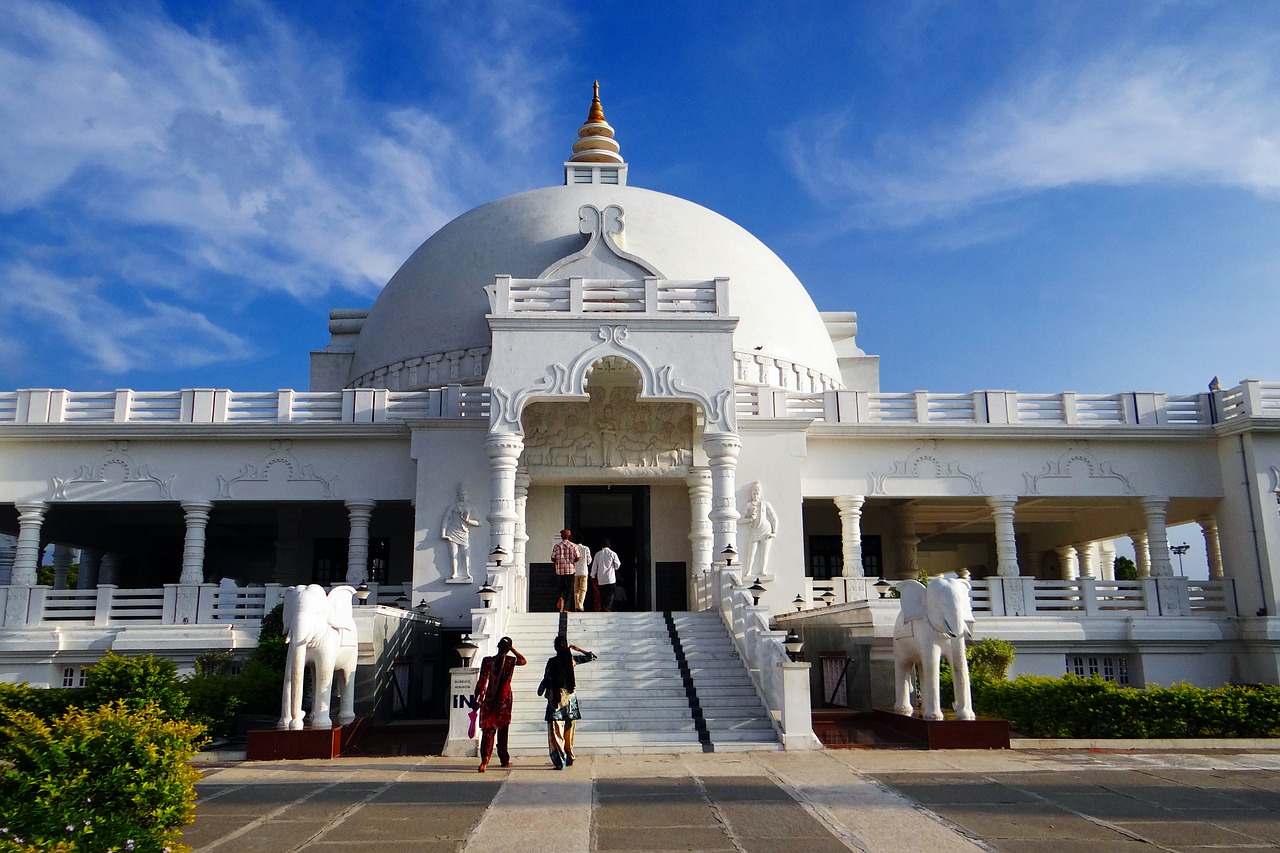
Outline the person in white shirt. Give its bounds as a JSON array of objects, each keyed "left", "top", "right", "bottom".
[
  {"left": 590, "top": 539, "right": 621, "bottom": 612},
  {"left": 572, "top": 541, "right": 592, "bottom": 612}
]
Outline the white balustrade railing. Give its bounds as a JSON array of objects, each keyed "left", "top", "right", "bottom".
[
  {"left": 0, "top": 387, "right": 489, "bottom": 426},
  {"left": 0, "top": 582, "right": 415, "bottom": 629},
  {"left": 734, "top": 386, "right": 1246, "bottom": 427},
  {"left": 791, "top": 576, "right": 1237, "bottom": 619},
  {"left": 718, "top": 569, "right": 817, "bottom": 750},
  {"left": 487, "top": 275, "right": 729, "bottom": 317},
  {"left": 6, "top": 381, "right": 1273, "bottom": 430}
]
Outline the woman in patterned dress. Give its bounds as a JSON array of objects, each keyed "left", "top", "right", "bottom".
[
  {"left": 537, "top": 634, "right": 597, "bottom": 770},
  {"left": 474, "top": 636, "right": 526, "bottom": 772}
]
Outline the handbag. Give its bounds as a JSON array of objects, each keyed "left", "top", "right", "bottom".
[{"left": 467, "top": 709, "right": 478, "bottom": 738}]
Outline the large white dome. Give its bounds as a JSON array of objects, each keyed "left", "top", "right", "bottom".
[{"left": 347, "top": 182, "right": 840, "bottom": 388}]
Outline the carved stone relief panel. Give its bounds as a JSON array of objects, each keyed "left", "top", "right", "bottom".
[
  {"left": 521, "top": 381, "right": 694, "bottom": 477},
  {"left": 218, "top": 440, "right": 338, "bottom": 498},
  {"left": 1023, "top": 441, "right": 1135, "bottom": 496},
  {"left": 869, "top": 439, "right": 983, "bottom": 496},
  {"left": 52, "top": 440, "right": 175, "bottom": 500}
]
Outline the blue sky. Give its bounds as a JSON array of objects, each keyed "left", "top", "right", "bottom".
[{"left": 2, "top": 0, "right": 1279, "bottom": 401}]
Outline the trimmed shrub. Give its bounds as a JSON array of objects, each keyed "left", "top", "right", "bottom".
[
  {"left": 975, "top": 675, "right": 1280, "bottom": 738},
  {"left": 0, "top": 701, "right": 205, "bottom": 852},
  {"left": 81, "top": 653, "right": 188, "bottom": 720},
  {"left": 967, "top": 638, "right": 1015, "bottom": 682}
]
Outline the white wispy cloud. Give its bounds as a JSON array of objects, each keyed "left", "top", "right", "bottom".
[
  {"left": 788, "top": 32, "right": 1280, "bottom": 227},
  {"left": 0, "top": 0, "right": 563, "bottom": 375},
  {"left": 1, "top": 263, "right": 254, "bottom": 375}
]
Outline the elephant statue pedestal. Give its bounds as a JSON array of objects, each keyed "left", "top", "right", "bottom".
[
  {"left": 870, "top": 709, "right": 1010, "bottom": 749},
  {"left": 245, "top": 717, "right": 369, "bottom": 761}
]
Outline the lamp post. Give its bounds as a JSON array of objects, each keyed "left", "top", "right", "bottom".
[
  {"left": 393, "top": 592, "right": 410, "bottom": 610},
  {"left": 355, "top": 582, "right": 371, "bottom": 605},
  {"left": 415, "top": 598, "right": 431, "bottom": 617},
  {"left": 874, "top": 578, "right": 891, "bottom": 599},
  {"left": 490, "top": 545, "right": 507, "bottom": 567},
  {"left": 721, "top": 544, "right": 737, "bottom": 567},
  {"left": 477, "top": 581, "right": 497, "bottom": 609},
  {"left": 819, "top": 588, "right": 836, "bottom": 607},
  {"left": 792, "top": 593, "right": 805, "bottom": 612},
  {"left": 783, "top": 628, "right": 804, "bottom": 662},
  {"left": 455, "top": 634, "right": 478, "bottom": 667},
  {"left": 1170, "top": 542, "right": 1191, "bottom": 576},
  {"left": 748, "top": 580, "right": 767, "bottom": 606}
]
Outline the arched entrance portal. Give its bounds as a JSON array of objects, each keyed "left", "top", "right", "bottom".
[{"left": 519, "top": 357, "right": 700, "bottom": 612}]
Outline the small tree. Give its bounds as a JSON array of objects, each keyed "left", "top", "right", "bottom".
[{"left": 1114, "top": 556, "right": 1138, "bottom": 581}]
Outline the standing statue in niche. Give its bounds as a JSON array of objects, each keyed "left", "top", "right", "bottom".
[
  {"left": 737, "top": 480, "right": 778, "bottom": 577},
  {"left": 441, "top": 485, "right": 480, "bottom": 581}
]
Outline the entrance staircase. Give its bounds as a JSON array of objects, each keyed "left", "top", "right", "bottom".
[{"left": 502, "top": 610, "right": 779, "bottom": 755}]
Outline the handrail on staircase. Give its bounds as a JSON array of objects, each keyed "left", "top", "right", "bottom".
[{"left": 717, "top": 568, "right": 819, "bottom": 750}]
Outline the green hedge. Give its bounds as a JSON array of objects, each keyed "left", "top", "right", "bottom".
[
  {"left": 974, "top": 675, "right": 1280, "bottom": 738},
  {"left": 0, "top": 701, "right": 204, "bottom": 853}
]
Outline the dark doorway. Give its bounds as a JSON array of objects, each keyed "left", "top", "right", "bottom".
[{"left": 565, "top": 485, "right": 651, "bottom": 610}]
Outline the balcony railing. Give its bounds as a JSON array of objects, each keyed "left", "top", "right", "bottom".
[
  {"left": 734, "top": 383, "right": 1280, "bottom": 427},
  {"left": 0, "top": 388, "right": 489, "bottom": 426},
  {"left": 486, "top": 275, "right": 730, "bottom": 316},
  {"left": 0, "top": 583, "right": 409, "bottom": 628}
]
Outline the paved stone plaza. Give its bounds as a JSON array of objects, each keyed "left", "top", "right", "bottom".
[{"left": 187, "top": 749, "right": 1280, "bottom": 852}]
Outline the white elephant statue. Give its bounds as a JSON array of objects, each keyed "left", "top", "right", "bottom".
[
  {"left": 891, "top": 574, "right": 976, "bottom": 721},
  {"left": 278, "top": 583, "right": 359, "bottom": 731}
]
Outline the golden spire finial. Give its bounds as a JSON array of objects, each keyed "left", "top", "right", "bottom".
[
  {"left": 588, "top": 80, "right": 606, "bottom": 123},
  {"left": 568, "top": 80, "right": 623, "bottom": 165}
]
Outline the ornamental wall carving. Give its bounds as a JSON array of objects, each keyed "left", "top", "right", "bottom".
[
  {"left": 217, "top": 440, "right": 338, "bottom": 499},
  {"left": 869, "top": 439, "right": 983, "bottom": 496},
  {"left": 1023, "top": 442, "right": 1134, "bottom": 496},
  {"left": 351, "top": 346, "right": 491, "bottom": 391},
  {"left": 51, "top": 441, "right": 176, "bottom": 500},
  {"left": 521, "top": 384, "right": 694, "bottom": 478}
]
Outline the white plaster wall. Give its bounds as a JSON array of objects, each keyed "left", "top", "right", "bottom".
[
  {"left": 802, "top": 434, "right": 1224, "bottom": 501},
  {"left": 408, "top": 425, "right": 492, "bottom": 626},
  {"left": 526, "top": 483, "right": 565, "bottom": 570},
  {"left": 1216, "top": 431, "right": 1280, "bottom": 618},
  {"left": 0, "top": 434, "right": 416, "bottom": 504},
  {"left": 736, "top": 423, "right": 808, "bottom": 612}
]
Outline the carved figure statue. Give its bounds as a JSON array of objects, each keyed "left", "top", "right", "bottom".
[
  {"left": 441, "top": 485, "right": 480, "bottom": 580},
  {"left": 279, "top": 583, "right": 359, "bottom": 730},
  {"left": 891, "top": 574, "right": 976, "bottom": 721},
  {"left": 737, "top": 481, "right": 778, "bottom": 576},
  {"left": 597, "top": 405, "right": 620, "bottom": 467}
]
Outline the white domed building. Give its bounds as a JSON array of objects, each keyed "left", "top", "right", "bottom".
[{"left": 2, "top": 86, "right": 1279, "bottom": 748}]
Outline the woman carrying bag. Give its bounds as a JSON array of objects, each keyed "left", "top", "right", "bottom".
[{"left": 536, "top": 634, "right": 596, "bottom": 770}]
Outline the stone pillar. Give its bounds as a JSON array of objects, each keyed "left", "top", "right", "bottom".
[
  {"left": 51, "top": 545, "right": 74, "bottom": 590},
  {"left": 988, "top": 495, "right": 1020, "bottom": 577},
  {"left": 687, "top": 468, "right": 714, "bottom": 578},
  {"left": 703, "top": 434, "right": 741, "bottom": 558},
  {"left": 1099, "top": 540, "right": 1117, "bottom": 581},
  {"left": 894, "top": 503, "right": 919, "bottom": 580},
  {"left": 1130, "top": 530, "right": 1151, "bottom": 578},
  {"left": 179, "top": 501, "right": 213, "bottom": 585},
  {"left": 1077, "top": 542, "right": 1098, "bottom": 580},
  {"left": 1141, "top": 496, "right": 1174, "bottom": 577},
  {"left": 513, "top": 471, "right": 531, "bottom": 612},
  {"left": 77, "top": 548, "right": 101, "bottom": 589},
  {"left": 0, "top": 534, "right": 15, "bottom": 585},
  {"left": 1199, "top": 516, "right": 1224, "bottom": 580},
  {"left": 12, "top": 503, "right": 48, "bottom": 586},
  {"left": 1056, "top": 545, "right": 1078, "bottom": 580},
  {"left": 486, "top": 432, "right": 525, "bottom": 559},
  {"left": 344, "top": 499, "right": 377, "bottom": 584},
  {"left": 834, "top": 495, "right": 866, "bottom": 578},
  {"left": 99, "top": 553, "right": 120, "bottom": 585}
]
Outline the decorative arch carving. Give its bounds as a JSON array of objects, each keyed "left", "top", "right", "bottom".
[
  {"left": 490, "top": 324, "right": 732, "bottom": 433},
  {"left": 539, "top": 204, "right": 664, "bottom": 280},
  {"left": 1023, "top": 441, "right": 1134, "bottom": 495},
  {"left": 217, "top": 440, "right": 338, "bottom": 499},
  {"left": 51, "top": 440, "right": 175, "bottom": 500},
  {"left": 869, "top": 440, "right": 983, "bottom": 496}
]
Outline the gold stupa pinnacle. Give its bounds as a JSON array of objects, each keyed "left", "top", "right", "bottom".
[{"left": 570, "top": 81, "right": 623, "bottom": 163}]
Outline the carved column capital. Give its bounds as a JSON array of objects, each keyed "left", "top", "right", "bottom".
[{"left": 12, "top": 502, "right": 48, "bottom": 586}]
